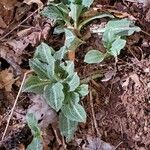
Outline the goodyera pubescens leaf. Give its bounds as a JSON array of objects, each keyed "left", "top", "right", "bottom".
[
  {"left": 85, "top": 18, "right": 141, "bottom": 64},
  {"left": 24, "top": 42, "right": 89, "bottom": 143}
]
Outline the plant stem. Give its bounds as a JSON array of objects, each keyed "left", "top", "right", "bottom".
[{"left": 81, "top": 73, "right": 103, "bottom": 84}]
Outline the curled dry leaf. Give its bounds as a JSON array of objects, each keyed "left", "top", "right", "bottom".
[{"left": 0, "top": 69, "right": 15, "bottom": 91}]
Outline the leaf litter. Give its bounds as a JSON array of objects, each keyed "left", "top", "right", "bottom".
[{"left": 0, "top": 0, "right": 150, "bottom": 149}]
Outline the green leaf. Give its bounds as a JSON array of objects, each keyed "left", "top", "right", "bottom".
[
  {"left": 34, "top": 42, "right": 55, "bottom": 64},
  {"left": 23, "top": 75, "right": 51, "bottom": 94},
  {"left": 26, "top": 113, "right": 41, "bottom": 137},
  {"left": 62, "top": 102, "right": 86, "bottom": 122},
  {"left": 54, "top": 61, "right": 68, "bottom": 80},
  {"left": 27, "top": 137, "right": 43, "bottom": 150},
  {"left": 102, "top": 29, "right": 116, "bottom": 49},
  {"left": 33, "top": 43, "right": 56, "bottom": 80},
  {"left": 59, "top": 112, "right": 78, "bottom": 142},
  {"left": 64, "top": 28, "right": 83, "bottom": 51},
  {"left": 97, "top": 19, "right": 141, "bottom": 37},
  {"left": 53, "top": 25, "right": 65, "bottom": 34},
  {"left": 109, "top": 37, "right": 126, "bottom": 57},
  {"left": 60, "top": 61, "right": 74, "bottom": 77},
  {"left": 44, "top": 82, "right": 64, "bottom": 111},
  {"left": 84, "top": 50, "right": 105, "bottom": 64},
  {"left": 70, "top": 3, "right": 83, "bottom": 28},
  {"left": 54, "top": 46, "right": 68, "bottom": 60},
  {"left": 64, "top": 92, "right": 80, "bottom": 104},
  {"left": 29, "top": 58, "right": 48, "bottom": 79},
  {"left": 42, "top": 5, "right": 64, "bottom": 21},
  {"left": 78, "top": 13, "right": 114, "bottom": 31},
  {"left": 54, "top": 3, "right": 70, "bottom": 14},
  {"left": 82, "top": 0, "right": 93, "bottom": 8},
  {"left": 76, "top": 84, "right": 89, "bottom": 97},
  {"left": 67, "top": 73, "right": 80, "bottom": 91}
]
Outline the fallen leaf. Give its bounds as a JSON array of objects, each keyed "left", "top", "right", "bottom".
[
  {"left": 146, "top": 9, "right": 150, "bottom": 22},
  {"left": 129, "top": 73, "right": 141, "bottom": 86},
  {"left": 0, "top": 0, "right": 17, "bottom": 10},
  {"left": 27, "top": 95, "right": 57, "bottom": 129},
  {"left": 0, "top": 69, "right": 15, "bottom": 91},
  {"left": 101, "top": 70, "right": 116, "bottom": 82},
  {"left": 82, "top": 135, "right": 115, "bottom": 150},
  {"left": 0, "top": 16, "right": 7, "bottom": 28},
  {"left": 17, "top": 28, "right": 32, "bottom": 37},
  {"left": 23, "top": 0, "right": 43, "bottom": 8},
  {"left": 7, "top": 40, "right": 28, "bottom": 55},
  {"left": 124, "top": 0, "right": 149, "bottom": 7}
]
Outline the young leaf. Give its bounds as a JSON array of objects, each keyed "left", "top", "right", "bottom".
[
  {"left": 95, "top": 18, "right": 141, "bottom": 37},
  {"left": 27, "top": 137, "right": 43, "bottom": 150},
  {"left": 84, "top": 50, "right": 105, "bottom": 64},
  {"left": 54, "top": 62, "right": 68, "bottom": 80},
  {"left": 109, "top": 37, "right": 126, "bottom": 57},
  {"left": 102, "top": 29, "right": 116, "bottom": 49},
  {"left": 60, "top": 61, "right": 75, "bottom": 77},
  {"left": 59, "top": 112, "right": 78, "bottom": 142},
  {"left": 70, "top": 3, "right": 83, "bottom": 28},
  {"left": 53, "top": 25, "right": 65, "bottom": 34},
  {"left": 64, "top": 28, "right": 83, "bottom": 51},
  {"left": 64, "top": 91, "right": 80, "bottom": 104},
  {"left": 62, "top": 102, "right": 86, "bottom": 122},
  {"left": 29, "top": 58, "right": 48, "bottom": 79},
  {"left": 54, "top": 3, "right": 70, "bottom": 14},
  {"left": 54, "top": 46, "right": 68, "bottom": 60},
  {"left": 66, "top": 73, "right": 80, "bottom": 91},
  {"left": 82, "top": 0, "right": 93, "bottom": 8},
  {"left": 44, "top": 82, "right": 64, "bottom": 111},
  {"left": 23, "top": 75, "right": 51, "bottom": 94},
  {"left": 76, "top": 84, "right": 89, "bottom": 97},
  {"left": 42, "top": 5, "right": 64, "bottom": 21},
  {"left": 34, "top": 42, "right": 55, "bottom": 64},
  {"left": 26, "top": 113, "right": 41, "bottom": 137}
]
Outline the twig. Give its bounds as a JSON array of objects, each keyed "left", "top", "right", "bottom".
[
  {"left": 53, "top": 129, "right": 62, "bottom": 146},
  {"left": 62, "top": 136, "right": 67, "bottom": 149},
  {"left": 114, "top": 141, "right": 123, "bottom": 150},
  {"left": 141, "top": 30, "right": 150, "bottom": 37},
  {"left": 0, "top": 7, "right": 42, "bottom": 41},
  {"left": 89, "top": 90, "right": 101, "bottom": 137},
  {"left": 1, "top": 70, "right": 32, "bottom": 141},
  {"left": 81, "top": 73, "right": 103, "bottom": 84}
]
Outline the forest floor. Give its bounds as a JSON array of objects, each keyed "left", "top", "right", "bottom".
[{"left": 0, "top": 0, "right": 149, "bottom": 150}]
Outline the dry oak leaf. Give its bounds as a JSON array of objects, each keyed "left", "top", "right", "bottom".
[
  {"left": 23, "top": 0, "right": 43, "bottom": 8},
  {"left": 0, "top": 69, "right": 15, "bottom": 91},
  {"left": 0, "top": 0, "right": 17, "bottom": 10}
]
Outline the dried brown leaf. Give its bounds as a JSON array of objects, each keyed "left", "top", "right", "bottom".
[
  {"left": 0, "top": 0, "right": 17, "bottom": 10},
  {"left": 0, "top": 16, "right": 7, "bottom": 28},
  {"left": 0, "top": 69, "right": 15, "bottom": 91},
  {"left": 82, "top": 135, "right": 115, "bottom": 150}
]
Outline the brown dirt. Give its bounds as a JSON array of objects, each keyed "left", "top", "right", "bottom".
[{"left": 0, "top": 0, "right": 149, "bottom": 150}]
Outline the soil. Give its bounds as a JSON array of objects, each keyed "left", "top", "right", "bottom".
[{"left": 0, "top": 0, "right": 149, "bottom": 150}]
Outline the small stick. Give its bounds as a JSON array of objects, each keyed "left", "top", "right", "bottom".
[
  {"left": 62, "top": 135, "right": 67, "bottom": 149},
  {"left": 53, "top": 129, "right": 62, "bottom": 146},
  {"left": 114, "top": 141, "right": 123, "bottom": 150},
  {"left": 81, "top": 73, "right": 103, "bottom": 84},
  {"left": 89, "top": 90, "right": 101, "bottom": 137},
  {"left": 1, "top": 70, "right": 32, "bottom": 141}
]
